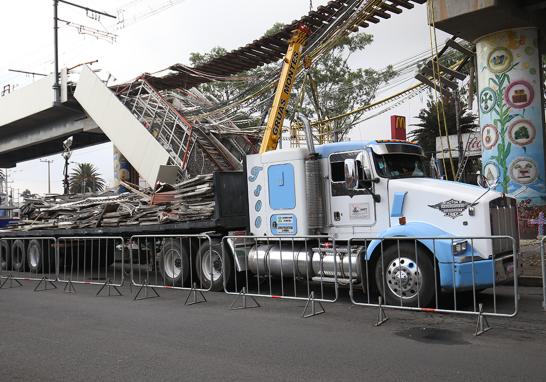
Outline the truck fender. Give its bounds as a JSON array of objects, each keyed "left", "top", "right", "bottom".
[{"left": 364, "top": 222, "right": 455, "bottom": 263}]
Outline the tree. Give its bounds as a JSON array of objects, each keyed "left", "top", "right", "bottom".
[
  {"left": 20, "top": 189, "right": 37, "bottom": 199},
  {"left": 409, "top": 92, "right": 478, "bottom": 157},
  {"left": 409, "top": 92, "right": 478, "bottom": 181},
  {"left": 188, "top": 24, "right": 397, "bottom": 140},
  {"left": 69, "top": 163, "right": 106, "bottom": 194}
]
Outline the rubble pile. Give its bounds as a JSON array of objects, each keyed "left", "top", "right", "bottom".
[{"left": 8, "top": 175, "right": 215, "bottom": 231}]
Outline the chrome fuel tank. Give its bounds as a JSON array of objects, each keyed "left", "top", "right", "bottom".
[{"left": 248, "top": 244, "right": 314, "bottom": 278}]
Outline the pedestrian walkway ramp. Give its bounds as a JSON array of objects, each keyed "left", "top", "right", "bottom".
[{"left": 74, "top": 66, "right": 179, "bottom": 186}]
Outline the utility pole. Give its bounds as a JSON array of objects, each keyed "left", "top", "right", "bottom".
[
  {"left": 53, "top": 0, "right": 60, "bottom": 104},
  {"left": 40, "top": 159, "right": 54, "bottom": 194},
  {"left": 52, "top": 0, "right": 116, "bottom": 105}
]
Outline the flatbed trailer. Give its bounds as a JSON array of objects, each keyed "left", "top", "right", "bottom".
[{"left": 0, "top": 171, "right": 249, "bottom": 239}]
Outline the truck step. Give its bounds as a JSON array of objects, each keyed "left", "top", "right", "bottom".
[{"left": 311, "top": 276, "right": 357, "bottom": 284}]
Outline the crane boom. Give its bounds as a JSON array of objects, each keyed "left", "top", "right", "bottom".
[{"left": 259, "top": 24, "right": 310, "bottom": 153}]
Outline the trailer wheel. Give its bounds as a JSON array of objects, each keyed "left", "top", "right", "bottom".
[
  {"left": 195, "top": 241, "right": 231, "bottom": 291},
  {"left": 27, "top": 239, "right": 49, "bottom": 273},
  {"left": 10, "top": 240, "right": 26, "bottom": 272},
  {"left": 159, "top": 240, "right": 190, "bottom": 287},
  {"left": 0, "top": 241, "right": 10, "bottom": 271},
  {"left": 374, "top": 242, "right": 435, "bottom": 307}
]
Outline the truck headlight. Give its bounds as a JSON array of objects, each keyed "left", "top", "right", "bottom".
[{"left": 452, "top": 240, "right": 468, "bottom": 255}]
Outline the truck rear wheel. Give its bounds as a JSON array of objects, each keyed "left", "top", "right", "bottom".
[
  {"left": 10, "top": 240, "right": 26, "bottom": 272},
  {"left": 374, "top": 242, "right": 435, "bottom": 307},
  {"left": 27, "top": 239, "right": 50, "bottom": 273},
  {"left": 0, "top": 241, "right": 10, "bottom": 271},
  {"left": 159, "top": 240, "right": 190, "bottom": 287},
  {"left": 195, "top": 241, "right": 231, "bottom": 291}
]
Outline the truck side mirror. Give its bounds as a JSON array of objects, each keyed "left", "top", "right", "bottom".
[{"left": 344, "top": 159, "right": 358, "bottom": 190}]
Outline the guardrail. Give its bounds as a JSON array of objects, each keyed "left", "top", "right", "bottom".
[
  {"left": 0, "top": 232, "right": 523, "bottom": 333},
  {"left": 129, "top": 234, "right": 212, "bottom": 303},
  {"left": 0, "top": 237, "right": 58, "bottom": 291},
  {"left": 57, "top": 237, "right": 125, "bottom": 296},
  {"left": 347, "top": 235, "right": 519, "bottom": 335},
  {"left": 222, "top": 235, "right": 338, "bottom": 317}
]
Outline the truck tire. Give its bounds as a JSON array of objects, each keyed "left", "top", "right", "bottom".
[
  {"left": 10, "top": 240, "right": 26, "bottom": 272},
  {"left": 195, "top": 241, "right": 231, "bottom": 291},
  {"left": 374, "top": 242, "right": 435, "bottom": 307},
  {"left": 159, "top": 239, "right": 190, "bottom": 287},
  {"left": 27, "top": 239, "right": 49, "bottom": 273},
  {"left": 0, "top": 241, "right": 10, "bottom": 271}
]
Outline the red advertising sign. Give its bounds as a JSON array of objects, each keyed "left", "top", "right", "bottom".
[{"left": 390, "top": 115, "right": 406, "bottom": 140}]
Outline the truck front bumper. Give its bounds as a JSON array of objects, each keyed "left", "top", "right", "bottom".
[{"left": 439, "top": 253, "right": 521, "bottom": 291}]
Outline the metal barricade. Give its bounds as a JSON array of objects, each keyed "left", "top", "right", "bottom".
[
  {"left": 347, "top": 235, "right": 519, "bottom": 335},
  {"left": 57, "top": 236, "right": 125, "bottom": 296},
  {"left": 222, "top": 235, "right": 338, "bottom": 317},
  {"left": 129, "top": 234, "right": 212, "bottom": 303},
  {"left": 540, "top": 236, "right": 546, "bottom": 311},
  {"left": 0, "top": 237, "right": 58, "bottom": 291}
]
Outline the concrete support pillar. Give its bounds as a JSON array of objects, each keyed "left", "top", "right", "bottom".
[
  {"left": 113, "top": 146, "right": 138, "bottom": 193},
  {"left": 476, "top": 27, "right": 546, "bottom": 237}
]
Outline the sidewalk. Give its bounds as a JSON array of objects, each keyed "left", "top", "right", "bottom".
[{"left": 519, "top": 239, "right": 544, "bottom": 286}]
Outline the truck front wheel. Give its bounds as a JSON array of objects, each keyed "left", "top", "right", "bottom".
[
  {"left": 374, "top": 242, "right": 435, "bottom": 307},
  {"left": 195, "top": 241, "right": 231, "bottom": 291},
  {"left": 159, "top": 240, "right": 190, "bottom": 287}
]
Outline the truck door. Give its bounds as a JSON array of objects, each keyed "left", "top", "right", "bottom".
[{"left": 328, "top": 151, "right": 376, "bottom": 228}]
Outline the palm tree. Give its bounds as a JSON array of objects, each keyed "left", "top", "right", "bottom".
[
  {"left": 409, "top": 92, "right": 478, "bottom": 158},
  {"left": 69, "top": 163, "right": 106, "bottom": 194},
  {"left": 409, "top": 92, "right": 478, "bottom": 181}
]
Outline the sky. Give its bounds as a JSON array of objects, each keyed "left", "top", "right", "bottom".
[{"left": 0, "top": 0, "right": 451, "bottom": 197}]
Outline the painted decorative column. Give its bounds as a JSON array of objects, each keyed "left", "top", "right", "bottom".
[
  {"left": 113, "top": 146, "right": 132, "bottom": 193},
  {"left": 477, "top": 27, "right": 546, "bottom": 237}
]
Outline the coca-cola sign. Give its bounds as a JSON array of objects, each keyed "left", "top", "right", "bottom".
[{"left": 435, "top": 133, "right": 482, "bottom": 159}]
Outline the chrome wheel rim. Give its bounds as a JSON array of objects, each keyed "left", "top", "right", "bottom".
[
  {"left": 386, "top": 257, "right": 422, "bottom": 300},
  {"left": 164, "top": 249, "right": 182, "bottom": 279},
  {"left": 201, "top": 250, "right": 222, "bottom": 282}
]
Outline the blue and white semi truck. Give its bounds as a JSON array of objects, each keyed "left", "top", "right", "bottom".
[{"left": 237, "top": 138, "right": 519, "bottom": 306}]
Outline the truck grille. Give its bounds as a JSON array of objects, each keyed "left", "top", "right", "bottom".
[{"left": 489, "top": 197, "right": 519, "bottom": 257}]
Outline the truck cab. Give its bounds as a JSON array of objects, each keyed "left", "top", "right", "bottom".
[{"left": 244, "top": 140, "right": 519, "bottom": 307}]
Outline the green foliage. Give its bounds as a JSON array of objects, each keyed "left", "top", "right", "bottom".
[
  {"left": 20, "top": 189, "right": 37, "bottom": 199},
  {"left": 488, "top": 63, "right": 519, "bottom": 192},
  {"left": 302, "top": 32, "right": 395, "bottom": 140},
  {"left": 69, "top": 163, "right": 106, "bottom": 194},
  {"left": 408, "top": 92, "right": 478, "bottom": 158},
  {"left": 188, "top": 24, "right": 396, "bottom": 138}
]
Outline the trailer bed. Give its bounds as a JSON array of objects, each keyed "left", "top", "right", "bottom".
[{"left": 0, "top": 172, "right": 249, "bottom": 238}]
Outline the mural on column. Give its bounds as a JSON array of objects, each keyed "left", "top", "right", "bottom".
[
  {"left": 477, "top": 28, "right": 546, "bottom": 236},
  {"left": 113, "top": 146, "right": 131, "bottom": 193}
]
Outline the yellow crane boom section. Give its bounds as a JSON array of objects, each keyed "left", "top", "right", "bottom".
[{"left": 259, "top": 24, "right": 310, "bottom": 153}]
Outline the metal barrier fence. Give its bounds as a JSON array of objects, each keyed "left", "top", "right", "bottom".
[
  {"left": 347, "top": 235, "right": 519, "bottom": 335},
  {"left": 0, "top": 237, "right": 58, "bottom": 291},
  {"left": 540, "top": 236, "right": 546, "bottom": 311},
  {"left": 129, "top": 234, "right": 212, "bottom": 303},
  {"left": 222, "top": 235, "right": 338, "bottom": 317},
  {"left": 57, "top": 237, "right": 125, "bottom": 296}
]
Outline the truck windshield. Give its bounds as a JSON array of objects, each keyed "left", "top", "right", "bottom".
[{"left": 373, "top": 153, "right": 428, "bottom": 179}]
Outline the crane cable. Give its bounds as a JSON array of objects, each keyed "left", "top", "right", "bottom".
[{"left": 427, "top": 0, "right": 456, "bottom": 180}]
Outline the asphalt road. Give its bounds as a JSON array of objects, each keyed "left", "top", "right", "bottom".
[{"left": 0, "top": 282, "right": 545, "bottom": 382}]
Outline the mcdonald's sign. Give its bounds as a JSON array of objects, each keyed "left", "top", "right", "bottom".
[{"left": 390, "top": 115, "right": 406, "bottom": 140}]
